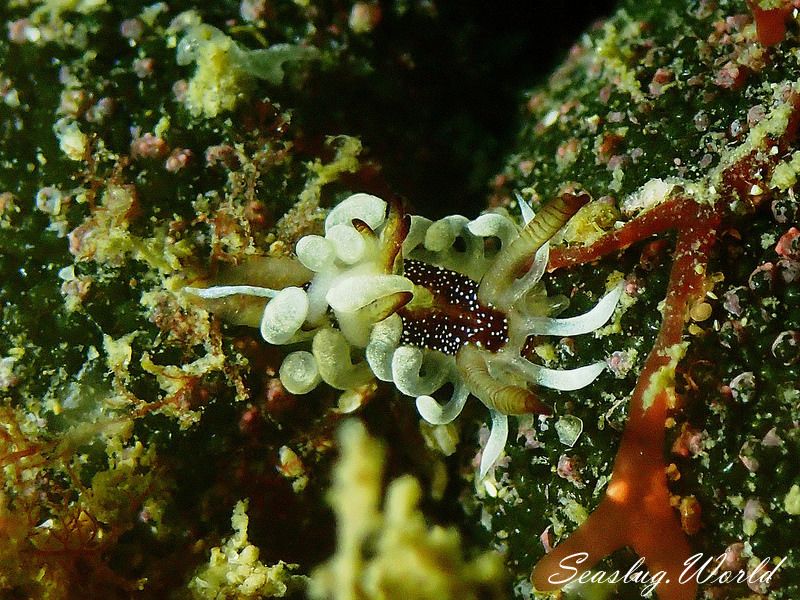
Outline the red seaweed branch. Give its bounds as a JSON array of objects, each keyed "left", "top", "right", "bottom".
[
  {"left": 531, "top": 88, "right": 800, "bottom": 598},
  {"left": 533, "top": 199, "right": 723, "bottom": 599},
  {"left": 747, "top": 0, "right": 794, "bottom": 46}
]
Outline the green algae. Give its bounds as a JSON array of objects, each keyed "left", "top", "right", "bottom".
[
  {"left": 470, "top": 1, "right": 800, "bottom": 598},
  {"left": 2, "top": 0, "right": 799, "bottom": 598}
]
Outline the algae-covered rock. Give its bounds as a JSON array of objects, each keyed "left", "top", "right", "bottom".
[
  {"left": 2, "top": 0, "right": 588, "bottom": 597},
  {"left": 470, "top": 1, "right": 800, "bottom": 598},
  {"left": 2, "top": 0, "right": 798, "bottom": 599}
]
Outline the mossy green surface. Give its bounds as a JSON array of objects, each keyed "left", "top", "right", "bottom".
[
  {"left": 2, "top": 0, "right": 799, "bottom": 599},
  {"left": 468, "top": 0, "right": 800, "bottom": 598}
]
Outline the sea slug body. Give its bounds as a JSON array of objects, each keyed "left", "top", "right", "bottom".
[{"left": 187, "top": 193, "right": 623, "bottom": 477}]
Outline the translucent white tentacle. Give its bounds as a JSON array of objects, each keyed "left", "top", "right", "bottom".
[
  {"left": 505, "top": 242, "right": 549, "bottom": 306},
  {"left": 185, "top": 285, "right": 278, "bottom": 299},
  {"left": 365, "top": 314, "right": 402, "bottom": 382},
  {"left": 402, "top": 215, "right": 432, "bottom": 254},
  {"left": 415, "top": 381, "right": 469, "bottom": 425},
  {"left": 492, "top": 355, "right": 607, "bottom": 391},
  {"left": 479, "top": 410, "right": 509, "bottom": 480},
  {"left": 522, "top": 282, "right": 623, "bottom": 336},
  {"left": 515, "top": 192, "right": 536, "bottom": 225},
  {"left": 391, "top": 346, "right": 450, "bottom": 396},
  {"left": 467, "top": 213, "right": 518, "bottom": 248},
  {"left": 424, "top": 215, "right": 470, "bottom": 252}
]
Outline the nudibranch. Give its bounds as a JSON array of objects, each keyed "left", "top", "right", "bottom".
[{"left": 186, "top": 192, "right": 623, "bottom": 477}]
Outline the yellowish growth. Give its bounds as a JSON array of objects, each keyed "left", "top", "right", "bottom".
[
  {"left": 70, "top": 184, "right": 195, "bottom": 274},
  {"left": 188, "top": 500, "right": 304, "bottom": 599},
  {"left": 784, "top": 484, "right": 800, "bottom": 515},
  {"left": 55, "top": 119, "right": 88, "bottom": 161},
  {"left": 419, "top": 421, "right": 460, "bottom": 457},
  {"left": 139, "top": 2, "right": 168, "bottom": 26},
  {"left": 594, "top": 19, "right": 647, "bottom": 103},
  {"left": 620, "top": 178, "right": 676, "bottom": 216},
  {"left": 0, "top": 414, "right": 166, "bottom": 595},
  {"left": 533, "top": 342, "right": 557, "bottom": 363},
  {"left": 641, "top": 341, "right": 689, "bottom": 410},
  {"left": 0, "top": 192, "right": 19, "bottom": 229},
  {"left": 770, "top": 150, "right": 800, "bottom": 190},
  {"left": 140, "top": 350, "right": 227, "bottom": 428},
  {"left": 34, "top": 0, "right": 106, "bottom": 19},
  {"left": 176, "top": 22, "right": 318, "bottom": 118},
  {"left": 303, "top": 136, "right": 364, "bottom": 203},
  {"left": 561, "top": 497, "right": 589, "bottom": 526},
  {"left": 705, "top": 81, "right": 800, "bottom": 201},
  {"left": 277, "top": 446, "right": 309, "bottom": 492},
  {"left": 689, "top": 301, "right": 712, "bottom": 322},
  {"left": 756, "top": 0, "right": 787, "bottom": 9},
  {"left": 86, "top": 437, "right": 167, "bottom": 530},
  {"left": 555, "top": 200, "right": 621, "bottom": 246},
  {"left": 0, "top": 491, "right": 39, "bottom": 593},
  {"left": 275, "top": 136, "right": 363, "bottom": 246},
  {"left": 180, "top": 26, "right": 251, "bottom": 118},
  {"left": 310, "top": 420, "right": 505, "bottom": 600},
  {"left": 609, "top": 165, "right": 625, "bottom": 192},
  {"left": 595, "top": 270, "right": 634, "bottom": 337},
  {"left": 103, "top": 332, "right": 136, "bottom": 380}
]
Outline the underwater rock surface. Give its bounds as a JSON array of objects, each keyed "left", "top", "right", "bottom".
[
  {"left": 0, "top": 0, "right": 798, "bottom": 599},
  {"left": 473, "top": 1, "right": 800, "bottom": 598}
]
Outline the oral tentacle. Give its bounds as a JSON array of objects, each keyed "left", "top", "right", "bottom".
[
  {"left": 519, "top": 281, "right": 623, "bottom": 336},
  {"left": 490, "top": 354, "right": 608, "bottom": 392},
  {"left": 415, "top": 381, "right": 470, "bottom": 425},
  {"left": 185, "top": 284, "right": 278, "bottom": 299},
  {"left": 479, "top": 410, "right": 509, "bottom": 480},
  {"left": 478, "top": 191, "right": 589, "bottom": 308}
]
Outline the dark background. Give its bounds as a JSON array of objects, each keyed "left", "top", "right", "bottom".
[{"left": 290, "top": 0, "right": 619, "bottom": 217}]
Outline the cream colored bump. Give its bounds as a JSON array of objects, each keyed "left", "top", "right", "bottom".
[
  {"left": 279, "top": 351, "right": 321, "bottom": 394},
  {"left": 296, "top": 235, "right": 336, "bottom": 272},
  {"left": 259, "top": 286, "right": 309, "bottom": 344},
  {"left": 325, "top": 193, "right": 387, "bottom": 233},
  {"left": 327, "top": 223, "right": 366, "bottom": 264}
]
